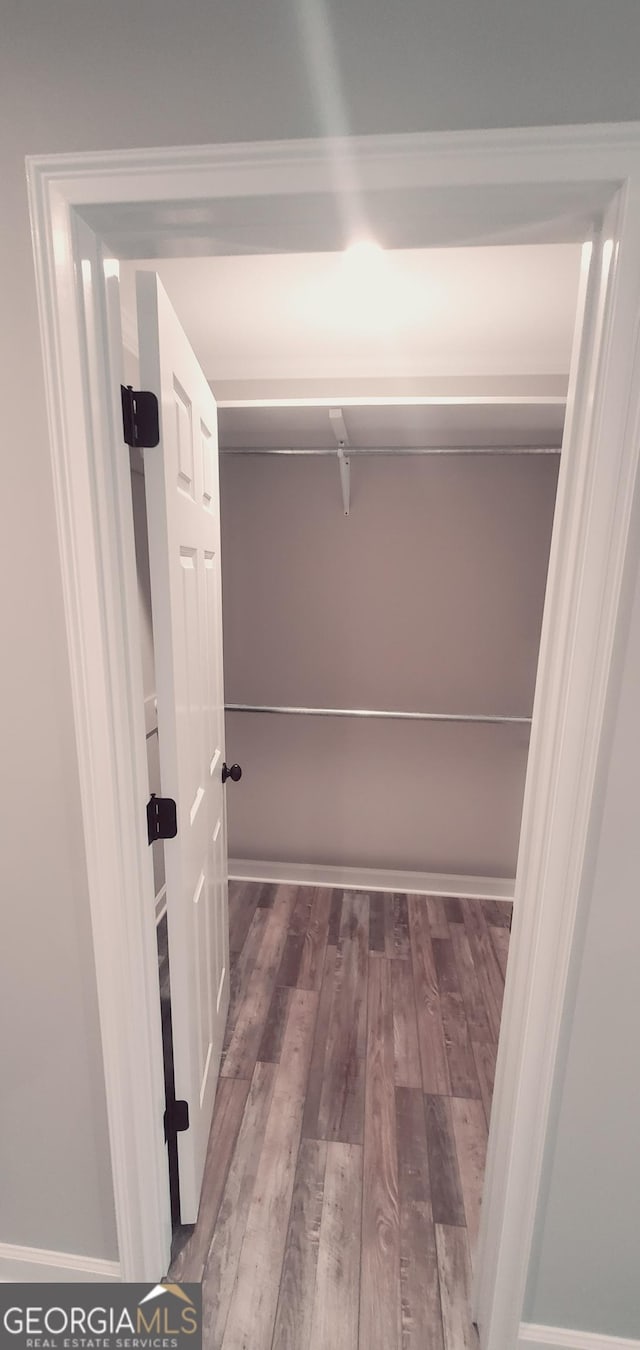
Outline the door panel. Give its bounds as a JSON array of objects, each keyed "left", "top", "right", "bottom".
[{"left": 137, "top": 271, "right": 229, "bottom": 1223}]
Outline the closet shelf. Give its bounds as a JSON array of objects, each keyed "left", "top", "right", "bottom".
[{"left": 225, "top": 703, "right": 531, "bottom": 726}]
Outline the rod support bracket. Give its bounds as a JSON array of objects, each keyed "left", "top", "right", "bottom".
[
  {"left": 337, "top": 446, "right": 351, "bottom": 515},
  {"left": 330, "top": 408, "right": 351, "bottom": 515}
]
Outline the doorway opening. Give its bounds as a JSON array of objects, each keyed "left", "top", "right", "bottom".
[{"left": 120, "top": 237, "right": 580, "bottom": 1343}]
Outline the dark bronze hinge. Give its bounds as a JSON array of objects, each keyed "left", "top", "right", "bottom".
[
  {"left": 164, "top": 1098, "right": 189, "bottom": 1142},
  {"left": 121, "top": 384, "right": 160, "bottom": 449},
  {"left": 147, "top": 794, "right": 178, "bottom": 844}
]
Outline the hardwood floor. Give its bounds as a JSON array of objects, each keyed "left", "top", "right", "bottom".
[{"left": 170, "top": 883, "right": 511, "bottom": 1349}]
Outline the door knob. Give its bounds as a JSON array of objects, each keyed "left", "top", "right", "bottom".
[{"left": 222, "top": 762, "right": 242, "bottom": 784}]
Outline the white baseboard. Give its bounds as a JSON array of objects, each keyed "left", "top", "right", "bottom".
[
  {"left": 228, "top": 858, "right": 514, "bottom": 902},
  {"left": 0, "top": 1242, "right": 121, "bottom": 1282},
  {"left": 519, "top": 1323, "right": 640, "bottom": 1350}
]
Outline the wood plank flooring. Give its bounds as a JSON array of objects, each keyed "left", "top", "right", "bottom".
[{"left": 170, "top": 883, "right": 511, "bottom": 1349}]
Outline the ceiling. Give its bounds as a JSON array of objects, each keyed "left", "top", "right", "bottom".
[{"left": 121, "top": 242, "right": 581, "bottom": 389}]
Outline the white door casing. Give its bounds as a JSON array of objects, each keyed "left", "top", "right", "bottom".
[
  {"left": 27, "top": 132, "right": 640, "bottom": 1337},
  {"left": 137, "top": 271, "right": 230, "bottom": 1223}
]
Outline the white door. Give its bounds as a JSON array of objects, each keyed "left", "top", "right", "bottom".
[{"left": 137, "top": 270, "right": 230, "bottom": 1223}]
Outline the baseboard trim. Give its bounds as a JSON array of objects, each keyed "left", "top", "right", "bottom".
[
  {"left": 228, "top": 858, "right": 515, "bottom": 901},
  {"left": 0, "top": 1242, "right": 121, "bottom": 1283},
  {"left": 519, "top": 1323, "right": 640, "bottom": 1350}
]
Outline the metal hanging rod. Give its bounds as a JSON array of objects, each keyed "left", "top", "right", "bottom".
[
  {"left": 225, "top": 703, "right": 531, "bottom": 726},
  {"left": 220, "top": 445, "right": 560, "bottom": 457},
  {"left": 220, "top": 450, "right": 558, "bottom": 461}
]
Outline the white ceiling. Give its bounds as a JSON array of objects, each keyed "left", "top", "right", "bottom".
[{"left": 121, "top": 242, "right": 581, "bottom": 390}]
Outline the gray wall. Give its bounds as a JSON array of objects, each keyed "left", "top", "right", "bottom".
[
  {"left": 221, "top": 454, "right": 558, "bottom": 876},
  {"left": 2, "top": 0, "right": 640, "bottom": 1295}
]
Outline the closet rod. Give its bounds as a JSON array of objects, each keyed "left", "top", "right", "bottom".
[
  {"left": 219, "top": 445, "right": 560, "bottom": 457},
  {"left": 225, "top": 703, "right": 531, "bottom": 726}
]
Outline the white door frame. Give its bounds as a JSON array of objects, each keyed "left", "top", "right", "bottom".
[{"left": 27, "top": 126, "right": 640, "bottom": 1343}]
